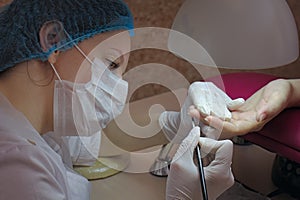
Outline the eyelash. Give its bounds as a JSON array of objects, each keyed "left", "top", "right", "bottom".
[{"left": 106, "top": 58, "right": 120, "bottom": 70}]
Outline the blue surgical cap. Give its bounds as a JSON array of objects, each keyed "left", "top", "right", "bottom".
[{"left": 0, "top": 0, "right": 134, "bottom": 72}]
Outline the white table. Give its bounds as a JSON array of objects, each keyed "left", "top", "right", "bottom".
[
  {"left": 90, "top": 171, "right": 166, "bottom": 200},
  {"left": 90, "top": 90, "right": 187, "bottom": 200}
]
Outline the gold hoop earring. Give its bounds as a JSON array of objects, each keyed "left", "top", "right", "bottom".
[{"left": 26, "top": 61, "right": 54, "bottom": 87}]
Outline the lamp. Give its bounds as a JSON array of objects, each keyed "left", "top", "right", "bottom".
[{"left": 168, "top": 0, "right": 299, "bottom": 69}]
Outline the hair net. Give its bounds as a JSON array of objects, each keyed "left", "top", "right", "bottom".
[{"left": 0, "top": 0, "right": 134, "bottom": 72}]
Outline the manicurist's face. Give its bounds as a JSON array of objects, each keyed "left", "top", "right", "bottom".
[{"left": 54, "top": 30, "right": 131, "bottom": 83}]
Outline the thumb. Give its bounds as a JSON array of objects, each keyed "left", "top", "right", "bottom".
[
  {"left": 172, "top": 127, "right": 200, "bottom": 164},
  {"left": 256, "top": 91, "right": 284, "bottom": 122}
]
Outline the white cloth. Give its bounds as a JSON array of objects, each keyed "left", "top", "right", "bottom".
[
  {"left": 0, "top": 93, "right": 90, "bottom": 200},
  {"left": 189, "top": 82, "right": 245, "bottom": 120},
  {"left": 159, "top": 82, "right": 245, "bottom": 141}
]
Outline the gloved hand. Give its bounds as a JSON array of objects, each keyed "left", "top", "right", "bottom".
[
  {"left": 166, "top": 126, "right": 234, "bottom": 200},
  {"left": 159, "top": 82, "right": 244, "bottom": 141},
  {"left": 189, "top": 82, "right": 245, "bottom": 120}
]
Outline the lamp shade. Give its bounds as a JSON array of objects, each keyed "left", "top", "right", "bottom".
[{"left": 168, "top": 0, "right": 299, "bottom": 69}]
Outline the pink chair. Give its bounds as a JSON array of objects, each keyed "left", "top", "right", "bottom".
[{"left": 207, "top": 72, "right": 300, "bottom": 163}]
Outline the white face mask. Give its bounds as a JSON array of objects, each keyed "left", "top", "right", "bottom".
[{"left": 51, "top": 55, "right": 128, "bottom": 166}]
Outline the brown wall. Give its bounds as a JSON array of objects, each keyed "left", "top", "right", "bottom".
[
  {"left": 124, "top": 0, "right": 300, "bottom": 101},
  {"left": 0, "top": 0, "right": 10, "bottom": 7},
  {"left": 1, "top": 0, "right": 299, "bottom": 101}
]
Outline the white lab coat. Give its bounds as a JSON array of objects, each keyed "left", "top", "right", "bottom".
[{"left": 0, "top": 93, "right": 90, "bottom": 200}]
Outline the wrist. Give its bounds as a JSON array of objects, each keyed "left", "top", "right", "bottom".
[
  {"left": 287, "top": 79, "right": 300, "bottom": 108},
  {"left": 158, "top": 111, "right": 181, "bottom": 141}
]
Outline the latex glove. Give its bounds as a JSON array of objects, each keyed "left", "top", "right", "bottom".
[
  {"left": 159, "top": 82, "right": 244, "bottom": 141},
  {"left": 166, "top": 127, "right": 234, "bottom": 200},
  {"left": 159, "top": 99, "right": 192, "bottom": 143},
  {"left": 189, "top": 82, "right": 245, "bottom": 120}
]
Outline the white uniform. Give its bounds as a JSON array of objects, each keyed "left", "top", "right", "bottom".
[{"left": 0, "top": 93, "right": 90, "bottom": 200}]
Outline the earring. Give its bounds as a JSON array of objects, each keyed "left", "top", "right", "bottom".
[{"left": 48, "top": 50, "right": 59, "bottom": 64}]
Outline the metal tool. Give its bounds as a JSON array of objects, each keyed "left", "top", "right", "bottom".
[
  {"left": 149, "top": 143, "right": 173, "bottom": 177},
  {"left": 150, "top": 119, "right": 208, "bottom": 200},
  {"left": 192, "top": 119, "right": 209, "bottom": 200}
]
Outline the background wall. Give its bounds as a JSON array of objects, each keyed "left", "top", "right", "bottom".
[
  {"left": 1, "top": 0, "right": 299, "bottom": 101},
  {"left": 124, "top": 0, "right": 300, "bottom": 101}
]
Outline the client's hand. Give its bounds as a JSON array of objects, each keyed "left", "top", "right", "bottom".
[
  {"left": 166, "top": 127, "right": 234, "bottom": 200},
  {"left": 159, "top": 82, "right": 244, "bottom": 142},
  {"left": 200, "top": 79, "right": 293, "bottom": 138}
]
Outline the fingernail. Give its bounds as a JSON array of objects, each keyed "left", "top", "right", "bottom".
[{"left": 204, "top": 117, "right": 210, "bottom": 124}]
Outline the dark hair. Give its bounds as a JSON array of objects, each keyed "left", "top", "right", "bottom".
[{"left": 0, "top": 0, "right": 134, "bottom": 72}]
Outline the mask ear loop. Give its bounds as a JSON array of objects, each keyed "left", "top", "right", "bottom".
[
  {"left": 63, "top": 29, "right": 94, "bottom": 65},
  {"left": 50, "top": 63, "right": 62, "bottom": 82},
  {"left": 53, "top": 29, "right": 108, "bottom": 83},
  {"left": 48, "top": 29, "right": 90, "bottom": 82},
  {"left": 73, "top": 44, "right": 93, "bottom": 65}
]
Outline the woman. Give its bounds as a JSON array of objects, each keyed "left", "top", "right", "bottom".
[{"left": 0, "top": 0, "right": 234, "bottom": 199}]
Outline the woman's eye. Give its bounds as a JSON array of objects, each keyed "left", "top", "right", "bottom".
[{"left": 106, "top": 58, "right": 120, "bottom": 70}]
